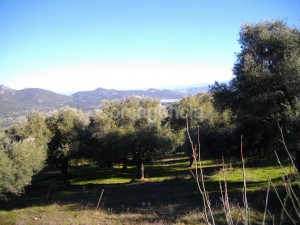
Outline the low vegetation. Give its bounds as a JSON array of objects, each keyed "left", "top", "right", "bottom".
[{"left": 0, "top": 152, "right": 297, "bottom": 225}]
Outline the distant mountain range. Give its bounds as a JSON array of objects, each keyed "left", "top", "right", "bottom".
[
  {"left": 72, "top": 87, "right": 185, "bottom": 102},
  {"left": 0, "top": 84, "right": 208, "bottom": 126}
]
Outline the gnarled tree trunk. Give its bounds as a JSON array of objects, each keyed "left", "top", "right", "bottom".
[
  {"left": 122, "top": 158, "right": 128, "bottom": 173},
  {"left": 56, "top": 159, "right": 70, "bottom": 185},
  {"left": 136, "top": 160, "right": 144, "bottom": 179}
]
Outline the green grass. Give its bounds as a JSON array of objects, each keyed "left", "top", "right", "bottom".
[
  {"left": 210, "top": 164, "right": 293, "bottom": 191},
  {"left": 211, "top": 165, "right": 292, "bottom": 182},
  {"left": 0, "top": 153, "right": 298, "bottom": 224}
]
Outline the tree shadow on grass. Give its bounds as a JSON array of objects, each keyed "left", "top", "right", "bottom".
[
  {"left": 0, "top": 154, "right": 295, "bottom": 225},
  {"left": 0, "top": 175, "right": 286, "bottom": 209},
  {"left": 1, "top": 173, "right": 295, "bottom": 225}
]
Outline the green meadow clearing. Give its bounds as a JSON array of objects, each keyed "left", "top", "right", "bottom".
[{"left": 0, "top": 153, "right": 296, "bottom": 225}]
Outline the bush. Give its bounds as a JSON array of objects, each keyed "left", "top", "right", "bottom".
[{"left": 0, "top": 137, "right": 46, "bottom": 197}]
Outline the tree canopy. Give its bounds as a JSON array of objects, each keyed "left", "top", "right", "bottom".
[
  {"left": 88, "top": 96, "right": 178, "bottom": 179},
  {"left": 168, "top": 93, "right": 236, "bottom": 163},
  {"left": 212, "top": 20, "right": 300, "bottom": 159},
  {"left": 0, "top": 114, "right": 48, "bottom": 197},
  {"left": 46, "top": 107, "right": 88, "bottom": 184}
]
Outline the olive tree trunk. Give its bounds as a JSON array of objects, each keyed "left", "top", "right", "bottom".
[{"left": 136, "top": 160, "right": 144, "bottom": 179}]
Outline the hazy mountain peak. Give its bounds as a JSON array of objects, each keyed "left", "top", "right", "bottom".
[
  {"left": 147, "top": 88, "right": 159, "bottom": 92},
  {"left": 94, "top": 87, "right": 108, "bottom": 92},
  {"left": 0, "top": 85, "right": 15, "bottom": 95}
]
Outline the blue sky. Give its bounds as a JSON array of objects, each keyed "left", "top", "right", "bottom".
[{"left": 0, "top": 0, "right": 299, "bottom": 93}]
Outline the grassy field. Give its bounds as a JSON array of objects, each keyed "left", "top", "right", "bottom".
[{"left": 0, "top": 152, "right": 298, "bottom": 224}]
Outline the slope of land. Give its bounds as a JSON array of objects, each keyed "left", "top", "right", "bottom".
[{"left": 0, "top": 153, "right": 294, "bottom": 225}]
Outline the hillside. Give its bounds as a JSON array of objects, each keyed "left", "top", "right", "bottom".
[
  {"left": 0, "top": 85, "right": 76, "bottom": 116},
  {"left": 0, "top": 153, "right": 293, "bottom": 224}
]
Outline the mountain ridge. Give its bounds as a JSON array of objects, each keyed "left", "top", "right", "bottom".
[
  {"left": 71, "top": 87, "right": 185, "bottom": 102},
  {"left": 0, "top": 85, "right": 185, "bottom": 117},
  {"left": 0, "top": 84, "right": 208, "bottom": 121}
]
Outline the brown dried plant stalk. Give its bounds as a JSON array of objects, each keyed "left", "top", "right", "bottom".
[{"left": 186, "top": 117, "right": 215, "bottom": 225}]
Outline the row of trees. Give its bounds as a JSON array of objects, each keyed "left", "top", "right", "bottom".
[
  {"left": 86, "top": 98, "right": 179, "bottom": 179},
  {"left": 1, "top": 20, "right": 299, "bottom": 198},
  {"left": 1, "top": 92, "right": 227, "bottom": 197},
  {"left": 0, "top": 97, "right": 183, "bottom": 197}
]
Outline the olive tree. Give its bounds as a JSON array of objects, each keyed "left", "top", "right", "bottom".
[
  {"left": 87, "top": 109, "right": 125, "bottom": 168},
  {"left": 168, "top": 93, "right": 236, "bottom": 164},
  {"left": 91, "top": 96, "right": 178, "bottom": 179},
  {"left": 0, "top": 112, "right": 50, "bottom": 197},
  {"left": 0, "top": 135, "right": 46, "bottom": 197},
  {"left": 46, "top": 107, "right": 88, "bottom": 184},
  {"left": 212, "top": 20, "right": 300, "bottom": 162},
  {"left": 6, "top": 112, "right": 51, "bottom": 149}
]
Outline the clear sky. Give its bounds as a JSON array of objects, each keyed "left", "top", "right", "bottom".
[{"left": 0, "top": 0, "right": 299, "bottom": 93}]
